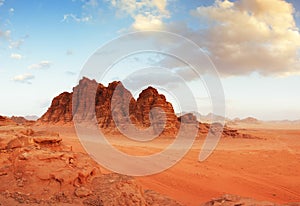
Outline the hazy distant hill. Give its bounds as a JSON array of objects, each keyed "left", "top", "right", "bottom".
[
  {"left": 25, "top": 115, "right": 39, "bottom": 121},
  {"left": 177, "top": 112, "right": 229, "bottom": 123}
]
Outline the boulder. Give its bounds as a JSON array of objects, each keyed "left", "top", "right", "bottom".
[{"left": 74, "top": 187, "right": 92, "bottom": 198}]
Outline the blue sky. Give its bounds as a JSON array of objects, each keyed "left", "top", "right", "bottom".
[{"left": 0, "top": 0, "right": 300, "bottom": 120}]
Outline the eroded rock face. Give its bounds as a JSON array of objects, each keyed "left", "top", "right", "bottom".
[
  {"left": 38, "top": 78, "right": 180, "bottom": 136},
  {"left": 132, "top": 87, "right": 179, "bottom": 136},
  {"left": 94, "top": 80, "right": 136, "bottom": 129},
  {"left": 38, "top": 92, "right": 73, "bottom": 124}
]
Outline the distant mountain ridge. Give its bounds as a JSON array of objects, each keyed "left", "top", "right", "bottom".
[
  {"left": 178, "top": 112, "right": 230, "bottom": 123},
  {"left": 24, "top": 115, "right": 39, "bottom": 121}
]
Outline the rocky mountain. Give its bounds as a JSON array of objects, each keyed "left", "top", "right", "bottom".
[
  {"left": 38, "top": 91, "right": 73, "bottom": 124},
  {"left": 38, "top": 77, "right": 250, "bottom": 138},
  {"left": 38, "top": 77, "right": 183, "bottom": 136}
]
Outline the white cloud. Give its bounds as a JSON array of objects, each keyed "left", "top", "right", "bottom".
[
  {"left": 12, "top": 74, "right": 35, "bottom": 84},
  {"left": 108, "top": 0, "right": 170, "bottom": 30},
  {"left": 187, "top": 0, "right": 300, "bottom": 76},
  {"left": 83, "top": 0, "right": 99, "bottom": 8},
  {"left": 10, "top": 53, "right": 23, "bottom": 59},
  {"left": 65, "top": 71, "right": 76, "bottom": 75},
  {"left": 132, "top": 14, "right": 164, "bottom": 30},
  {"left": 9, "top": 39, "right": 24, "bottom": 49},
  {"left": 62, "top": 0, "right": 101, "bottom": 23},
  {"left": 0, "top": 0, "right": 4, "bottom": 7},
  {"left": 61, "top": 13, "right": 92, "bottom": 23},
  {"left": 0, "top": 30, "right": 11, "bottom": 40},
  {"left": 28, "top": 61, "right": 52, "bottom": 70},
  {"left": 9, "top": 8, "right": 14, "bottom": 15}
]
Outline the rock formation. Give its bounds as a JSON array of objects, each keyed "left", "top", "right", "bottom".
[
  {"left": 38, "top": 77, "right": 181, "bottom": 136},
  {"left": 38, "top": 77, "right": 249, "bottom": 138},
  {"left": 132, "top": 86, "right": 179, "bottom": 136},
  {"left": 0, "top": 115, "right": 16, "bottom": 126},
  {"left": 11, "top": 116, "right": 35, "bottom": 126},
  {"left": 38, "top": 92, "right": 73, "bottom": 123}
]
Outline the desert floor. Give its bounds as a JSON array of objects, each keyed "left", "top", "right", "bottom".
[{"left": 32, "top": 125, "right": 300, "bottom": 206}]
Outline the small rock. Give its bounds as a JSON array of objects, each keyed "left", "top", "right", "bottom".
[
  {"left": 19, "top": 152, "right": 29, "bottom": 160},
  {"left": 74, "top": 187, "right": 92, "bottom": 198},
  {"left": 33, "top": 135, "right": 62, "bottom": 145},
  {"left": 0, "top": 172, "right": 7, "bottom": 176},
  {"left": 20, "top": 129, "right": 35, "bottom": 136}
]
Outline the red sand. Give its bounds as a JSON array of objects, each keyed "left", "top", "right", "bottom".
[{"left": 31, "top": 125, "right": 300, "bottom": 206}]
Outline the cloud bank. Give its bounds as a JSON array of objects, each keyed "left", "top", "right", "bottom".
[
  {"left": 108, "top": 0, "right": 170, "bottom": 30},
  {"left": 108, "top": 0, "right": 300, "bottom": 77},
  {"left": 189, "top": 0, "right": 300, "bottom": 76}
]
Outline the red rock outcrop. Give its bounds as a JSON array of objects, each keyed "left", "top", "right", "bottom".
[
  {"left": 0, "top": 115, "right": 16, "bottom": 126},
  {"left": 11, "top": 116, "right": 35, "bottom": 126},
  {"left": 178, "top": 113, "right": 197, "bottom": 124},
  {"left": 38, "top": 78, "right": 180, "bottom": 136},
  {"left": 94, "top": 80, "right": 136, "bottom": 129},
  {"left": 132, "top": 86, "right": 179, "bottom": 136},
  {"left": 38, "top": 77, "right": 251, "bottom": 138},
  {"left": 38, "top": 92, "right": 73, "bottom": 124}
]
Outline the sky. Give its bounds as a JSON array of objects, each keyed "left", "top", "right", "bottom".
[{"left": 0, "top": 0, "right": 300, "bottom": 120}]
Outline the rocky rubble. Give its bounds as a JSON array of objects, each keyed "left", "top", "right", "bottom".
[
  {"left": 0, "top": 127, "right": 183, "bottom": 205},
  {"left": 83, "top": 174, "right": 182, "bottom": 206},
  {"left": 200, "top": 194, "right": 300, "bottom": 206}
]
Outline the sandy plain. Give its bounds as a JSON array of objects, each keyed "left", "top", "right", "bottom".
[{"left": 28, "top": 123, "right": 300, "bottom": 206}]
